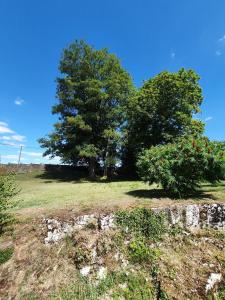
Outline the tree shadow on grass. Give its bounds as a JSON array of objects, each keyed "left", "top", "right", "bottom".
[
  {"left": 36, "top": 171, "right": 88, "bottom": 183},
  {"left": 36, "top": 168, "right": 139, "bottom": 184},
  {"left": 126, "top": 188, "right": 217, "bottom": 201}
]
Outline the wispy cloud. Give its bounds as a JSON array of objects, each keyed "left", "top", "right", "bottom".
[
  {"left": 0, "top": 122, "right": 14, "bottom": 134},
  {"left": 0, "top": 121, "right": 8, "bottom": 127},
  {"left": 0, "top": 136, "right": 11, "bottom": 141},
  {"left": 215, "top": 35, "right": 225, "bottom": 56},
  {"left": 14, "top": 97, "right": 25, "bottom": 106},
  {"left": 11, "top": 135, "right": 26, "bottom": 142},
  {"left": 2, "top": 154, "right": 18, "bottom": 159},
  {"left": 0, "top": 134, "right": 26, "bottom": 142},
  {"left": 205, "top": 116, "right": 213, "bottom": 122},
  {"left": 170, "top": 51, "right": 176, "bottom": 59},
  {"left": 216, "top": 50, "right": 222, "bottom": 56},
  {"left": 23, "top": 151, "right": 43, "bottom": 157},
  {"left": 1, "top": 154, "right": 26, "bottom": 162},
  {"left": 218, "top": 35, "right": 225, "bottom": 43}
]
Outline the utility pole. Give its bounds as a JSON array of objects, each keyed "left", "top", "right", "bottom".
[{"left": 18, "top": 145, "right": 23, "bottom": 166}]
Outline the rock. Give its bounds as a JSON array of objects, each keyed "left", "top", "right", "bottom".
[
  {"left": 185, "top": 205, "right": 200, "bottom": 229},
  {"left": 119, "top": 283, "right": 127, "bottom": 289},
  {"left": 205, "top": 204, "right": 225, "bottom": 229},
  {"left": 114, "top": 251, "right": 129, "bottom": 267},
  {"left": 43, "top": 203, "right": 225, "bottom": 244},
  {"left": 80, "top": 266, "right": 91, "bottom": 277},
  {"left": 44, "top": 218, "right": 73, "bottom": 244},
  {"left": 169, "top": 206, "right": 184, "bottom": 226},
  {"left": 75, "top": 214, "right": 97, "bottom": 229},
  {"left": 97, "top": 266, "right": 107, "bottom": 280},
  {"left": 205, "top": 273, "right": 222, "bottom": 293},
  {"left": 99, "top": 214, "right": 115, "bottom": 230},
  {"left": 91, "top": 247, "right": 97, "bottom": 263}
]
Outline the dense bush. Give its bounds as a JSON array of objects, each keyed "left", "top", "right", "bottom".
[
  {"left": 0, "top": 173, "right": 18, "bottom": 234},
  {"left": 137, "top": 137, "right": 225, "bottom": 196}
]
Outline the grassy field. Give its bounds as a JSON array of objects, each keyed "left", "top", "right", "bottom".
[
  {"left": 1, "top": 171, "right": 225, "bottom": 299},
  {"left": 13, "top": 171, "right": 225, "bottom": 217}
]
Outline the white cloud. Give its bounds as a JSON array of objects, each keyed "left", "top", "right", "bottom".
[
  {"left": 216, "top": 50, "right": 222, "bottom": 56},
  {"left": 0, "top": 122, "right": 14, "bottom": 134},
  {"left": 205, "top": 116, "right": 213, "bottom": 122},
  {"left": 14, "top": 97, "right": 25, "bottom": 106},
  {"left": 23, "top": 151, "right": 43, "bottom": 157},
  {"left": 11, "top": 135, "right": 26, "bottom": 142},
  {"left": 0, "top": 136, "right": 11, "bottom": 141},
  {"left": 0, "top": 134, "right": 26, "bottom": 142},
  {"left": 170, "top": 52, "right": 176, "bottom": 59},
  {"left": 45, "top": 155, "right": 61, "bottom": 163},
  {"left": 2, "top": 154, "right": 18, "bottom": 159},
  {"left": 6, "top": 142, "right": 23, "bottom": 147},
  {"left": 1, "top": 154, "right": 26, "bottom": 163},
  {"left": 0, "top": 121, "right": 26, "bottom": 147},
  {"left": 0, "top": 121, "right": 8, "bottom": 127},
  {"left": 218, "top": 35, "right": 225, "bottom": 42}
]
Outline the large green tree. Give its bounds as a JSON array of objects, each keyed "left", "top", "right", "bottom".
[
  {"left": 122, "top": 68, "right": 205, "bottom": 176},
  {"left": 39, "top": 40, "right": 133, "bottom": 178}
]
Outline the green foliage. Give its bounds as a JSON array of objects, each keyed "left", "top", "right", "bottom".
[
  {"left": 73, "top": 245, "right": 92, "bottom": 267},
  {"left": 169, "top": 225, "right": 185, "bottom": 236},
  {"left": 0, "top": 173, "right": 18, "bottom": 233},
  {"left": 122, "top": 68, "right": 204, "bottom": 175},
  {"left": 51, "top": 272, "right": 154, "bottom": 300},
  {"left": 115, "top": 208, "right": 167, "bottom": 241},
  {"left": 39, "top": 40, "right": 133, "bottom": 178},
  {"left": 128, "top": 237, "right": 160, "bottom": 263},
  {"left": 137, "top": 137, "right": 225, "bottom": 196},
  {"left": 0, "top": 247, "right": 13, "bottom": 264},
  {"left": 215, "top": 283, "right": 225, "bottom": 300},
  {"left": 114, "top": 272, "right": 154, "bottom": 300}
]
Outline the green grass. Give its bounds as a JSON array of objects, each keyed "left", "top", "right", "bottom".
[
  {"left": 0, "top": 247, "right": 13, "bottom": 264},
  {"left": 12, "top": 171, "right": 225, "bottom": 216},
  {"left": 51, "top": 272, "right": 155, "bottom": 300}
]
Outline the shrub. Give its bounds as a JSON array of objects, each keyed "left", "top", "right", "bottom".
[
  {"left": 115, "top": 208, "right": 167, "bottom": 241},
  {"left": 0, "top": 173, "right": 18, "bottom": 234},
  {"left": 137, "top": 137, "right": 225, "bottom": 196}
]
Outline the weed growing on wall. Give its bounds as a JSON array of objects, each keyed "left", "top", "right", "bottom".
[{"left": 115, "top": 207, "right": 167, "bottom": 241}]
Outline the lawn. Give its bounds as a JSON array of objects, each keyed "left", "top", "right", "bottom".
[{"left": 13, "top": 171, "right": 225, "bottom": 218}]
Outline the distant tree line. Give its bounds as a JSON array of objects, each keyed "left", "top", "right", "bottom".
[{"left": 39, "top": 40, "right": 224, "bottom": 193}]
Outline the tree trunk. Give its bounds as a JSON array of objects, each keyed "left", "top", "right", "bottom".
[
  {"left": 104, "top": 141, "right": 109, "bottom": 178},
  {"left": 88, "top": 157, "right": 96, "bottom": 180}
]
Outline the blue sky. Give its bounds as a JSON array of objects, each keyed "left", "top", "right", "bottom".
[{"left": 0, "top": 0, "right": 225, "bottom": 164}]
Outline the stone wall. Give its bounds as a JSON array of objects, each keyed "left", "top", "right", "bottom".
[{"left": 43, "top": 203, "right": 225, "bottom": 244}]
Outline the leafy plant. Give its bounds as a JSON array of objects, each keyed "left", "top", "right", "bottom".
[
  {"left": 115, "top": 208, "right": 167, "bottom": 241},
  {"left": 216, "top": 283, "right": 225, "bottom": 300},
  {"left": 137, "top": 137, "right": 225, "bottom": 196},
  {"left": 128, "top": 237, "right": 160, "bottom": 263},
  {"left": 0, "top": 173, "right": 18, "bottom": 234},
  {"left": 0, "top": 247, "right": 14, "bottom": 264}
]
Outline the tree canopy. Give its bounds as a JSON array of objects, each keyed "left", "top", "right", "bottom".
[
  {"left": 121, "top": 68, "right": 205, "bottom": 175},
  {"left": 39, "top": 40, "right": 133, "bottom": 178},
  {"left": 40, "top": 40, "right": 221, "bottom": 183}
]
